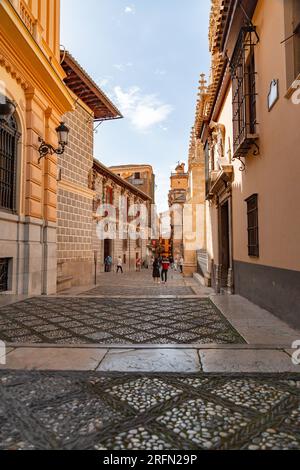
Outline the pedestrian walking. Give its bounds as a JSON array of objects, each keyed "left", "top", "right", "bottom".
[
  {"left": 152, "top": 257, "right": 161, "bottom": 284},
  {"left": 116, "top": 256, "right": 123, "bottom": 274},
  {"left": 136, "top": 257, "right": 141, "bottom": 272},
  {"left": 179, "top": 256, "right": 184, "bottom": 274},
  {"left": 104, "top": 255, "right": 112, "bottom": 272},
  {"left": 161, "top": 257, "right": 170, "bottom": 283}
]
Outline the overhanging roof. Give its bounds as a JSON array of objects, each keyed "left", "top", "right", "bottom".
[{"left": 60, "top": 50, "right": 123, "bottom": 121}]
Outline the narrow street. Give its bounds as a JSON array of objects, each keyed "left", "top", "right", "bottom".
[{"left": 0, "top": 270, "right": 299, "bottom": 450}]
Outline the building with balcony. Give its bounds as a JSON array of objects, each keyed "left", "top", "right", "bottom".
[{"left": 193, "top": 0, "right": 300, "bottom": 327}]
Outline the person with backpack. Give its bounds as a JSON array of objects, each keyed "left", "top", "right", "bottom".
[{"left": 105, "top": 255, "right": 112, "bottom": 272}]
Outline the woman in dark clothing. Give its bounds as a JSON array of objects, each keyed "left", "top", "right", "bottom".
[{"left": 152, "top": 257, "right": 161, "bottom": 284}]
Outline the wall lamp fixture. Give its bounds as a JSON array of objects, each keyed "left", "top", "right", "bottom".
[{"left": 38, "top": 122, "right": 70, "bottom": 164}]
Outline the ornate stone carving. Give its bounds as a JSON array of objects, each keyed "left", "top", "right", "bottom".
[
  {"left": 88, "top": 168, "right": 97, "bottom": 190},
  {"left": 0, "top": 52, "right": 30, "bottom": 90},
  {"left": 210, "top": 121, "right": 226, "bottom": 168}
]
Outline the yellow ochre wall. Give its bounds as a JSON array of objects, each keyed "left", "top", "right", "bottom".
[
  {"left": 0, "top": 0, "right": 73, "bottom": 295},
  {"left": 232, "top": 0, "right": 300, "bottom": 272}
]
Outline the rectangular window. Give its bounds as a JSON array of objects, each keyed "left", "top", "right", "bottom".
[
  {"left": 134, "top": 172, "right": 141, "bottom": 179},
  {"left": 106, "top": 187, "right": 113, "bottom": 204},
  {"left": 230, "top": 26, "right": 259, "bottom": 159},
  {"left": 284, "top": 0, "right": 300, "bottom": 88},
  {"left": 0, "top": 258, "right": 10, "bottom": 292},
  {"left": 245, "top": 194, "right": 259, "bottom": 257}
]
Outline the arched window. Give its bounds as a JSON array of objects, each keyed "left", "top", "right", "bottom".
[{"left": 0, "top": 112, "right": 20, "bottom": 212}]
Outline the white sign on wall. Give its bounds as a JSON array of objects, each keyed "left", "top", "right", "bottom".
[{"left": 268, "top": 79, "right": 279, "bottom": 111}]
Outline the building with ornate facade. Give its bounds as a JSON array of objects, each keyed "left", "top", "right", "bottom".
[
  {"left": 56, "top": 51, "right": 123, "bottom": 291},
  {"left": 183, "top": 86, "right": 207, "bottom": 277},
  {"left": 92, "top": 160, "right": 151, "bottom": 277},
  {"left": 0, "top": 0, "right": 74, "bottom": 295},
  {"left": 109, "top": 164, "right": 155, "bottom": 202},
  {"left": 190, "top": 0, "right": 300, "bottom": 327},
  {"left": 168, "top": 163, "right": 188, "bottom": 261},
  {"left": 56, "top": 52, "right": 151, "bottom": 290}
]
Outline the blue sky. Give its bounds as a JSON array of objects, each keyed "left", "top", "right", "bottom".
[{"left": 60, "top": 0, "right": 211, "bottom": 212}]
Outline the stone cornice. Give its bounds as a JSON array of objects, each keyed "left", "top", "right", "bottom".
[
  {"left": 58, "top": 179, "right": 94, "bottom": 199},
  {"left": 0, "top": 2, "right": 74, "bottom": 115},
  {"left": 0, "top": 50, "right": 30, "bottom": 90}
]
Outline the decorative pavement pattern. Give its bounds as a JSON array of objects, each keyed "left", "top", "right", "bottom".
[
  {"left": 0, "top": 298, "right": 244, "bottom": 345},
  {"left": 82, "top": 285, "right": 195, "bottom": 296},
  {"left": 0, "top": 371, "right": 300, "bottom": 450}
]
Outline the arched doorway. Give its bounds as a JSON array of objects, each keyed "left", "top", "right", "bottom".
[{"left": 104, "top": 239, "right": 112, "bottom": 272}]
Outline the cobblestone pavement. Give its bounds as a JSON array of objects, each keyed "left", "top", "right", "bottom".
[
  {"left": 0, "top": 298, "right": 244, "bottom": 345},
  {"left": 61, "top": 270, "right": 199, "bottom": 297},
  {"left": 0, "top": 371, "right": 299, "bottom": 450}
]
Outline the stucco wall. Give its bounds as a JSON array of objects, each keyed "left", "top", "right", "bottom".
[{"left": 231, "top": 0, "right": 300, "bottom": 272}]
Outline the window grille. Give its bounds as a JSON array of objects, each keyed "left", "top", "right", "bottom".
[
  {"left": 230, "top": 26, "right": 259, "bottom": 166},
  {"left": 0, "top": 114, "right": 20, "bottom": 211},
  {"left": 0, "top": 258, "right": 10, "bottom": 292}
]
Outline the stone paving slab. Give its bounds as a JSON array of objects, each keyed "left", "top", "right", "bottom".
[
  {"left": 2, "top": 347, "right": 107, "bottom": 371},
  {"left": 212, "top": 295, "right": 300, "bottom": 346},
  {"left": 97, "top": 349, "right": 201, "bottom": 373},
  {"left": 199, "top": 349, "right": 300, "bottom": 373},
  {"left": 1, "top": 346, "right": 299, "bottom": 373},
  {"left": 0, "top": 371, "right": 300, "bottom": 450}
]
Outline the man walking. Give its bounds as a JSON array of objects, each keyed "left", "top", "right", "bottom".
[
  {"left": 161, "top": 257, "right": 170, "bottom": 284},
  {"left": 105, "top": 255, "right": 112, "bottom": 272},
  {"left": 116, "top": 256, "right": 123, "bottom": 274},
  {"left": 179, "top": 256, "right": 184, "bottom": 274}
]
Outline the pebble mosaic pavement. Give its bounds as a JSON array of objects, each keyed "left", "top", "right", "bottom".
[
  {"left": 0, "top": 298, "right": 245, "bottom": 345},
  {"left": 0, "top": 371, "right": 299, "bottom": 450}
]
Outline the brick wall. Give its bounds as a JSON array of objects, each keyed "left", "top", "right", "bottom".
[
  {"left": 57, "top": 104, "right": 94, "bottom": 288},
  {"left": 59, "top": 104, "right": 94, "bottom": 186}
]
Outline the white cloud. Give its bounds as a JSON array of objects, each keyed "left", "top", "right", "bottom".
[
  {"left": 113, "top": 64, "right": 125, "bottom": 71},
  {"left": 113, "top": 62, "right": 133, "bottom": 72},
  {"left": 125, "top": 5, "right": 135, "bottom": 14},
  {"left": 113, "top": 85, "right": 173, "bottom": 132},
  {"left": 155, "top": 69, "right": 167, "bottom": 76}
]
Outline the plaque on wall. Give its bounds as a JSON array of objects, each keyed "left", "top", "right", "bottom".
[{"left": 268, "top": 79, "right": 279, "bottom": 111}]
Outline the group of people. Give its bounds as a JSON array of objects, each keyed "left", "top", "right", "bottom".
[
  {"left": 104, "top": 255, "right": 184, "bottom": 281},
  {"left": 104, "top": 255, "right": 143, "bottom": 274},
  {"left": 152, "top": 255, "right": 184, "bottom": 284}
]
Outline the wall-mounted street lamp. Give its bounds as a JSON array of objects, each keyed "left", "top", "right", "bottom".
[
  {"left": 0, "top": 97, "right": 17, "bottom": 122},
  {"left": 38, "top": 122, "right": 70, "bottom": 164}
]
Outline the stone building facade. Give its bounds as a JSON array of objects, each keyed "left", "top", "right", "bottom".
[
  {"left": 189, "top": 0, "right": 300, "bottom": 328},
  {"left": 56, "top": 51, "right": 122, "bottom": 290},
  {"left": 183, "top": 107, "right": 207, "bottom": 278},
  {"left": 168, "top": 163, "right": 188, "bottom": 261},
  {"left": 91, "top": 160, "right": 151, "bottom": 274},
  {"left": 57, "top": 103, "right": 95, "bottom": 290},
  {"left": 109, "top": 164, "right": 155, "bottom": 202},
  {"left": 0, "top": 0, "right": 73, "bottom": 295}
]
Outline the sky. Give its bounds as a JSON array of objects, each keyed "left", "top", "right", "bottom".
[{"left": 60, "top": 0, "right": 211, "bottom": 212}]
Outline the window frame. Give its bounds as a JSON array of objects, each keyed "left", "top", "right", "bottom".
[{"left": 0, "top": 113, "right": 20, "bottom": 213}]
